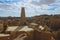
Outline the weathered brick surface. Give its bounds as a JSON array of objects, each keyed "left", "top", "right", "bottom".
[
  {"left": 0, "top": 28, "right": 58, "bottom": 40},
  {"left": 39, "top": 32, "right": 52, "bottom": 40},
  {"left": 4, "top": 30, "right": 53, "bottom": 40},
  {"left": 0, "top": 36, "right": 10, "bottom": 40},
  {"left": 28, "top": 30, "right": 52, "bottom": 40}
]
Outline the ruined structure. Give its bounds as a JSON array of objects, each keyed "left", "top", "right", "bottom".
[
  {"left": 9, "top": 7, "right": 27, "bottom": 40},
  {"left": 2, "top": 19, "right": 8, "bottom": 33},
  {"left": 0, "top": 18, "right": 8, "bottom": 33}
]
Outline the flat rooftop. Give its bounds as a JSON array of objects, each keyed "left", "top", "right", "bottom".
[{"left": 6, "top": 26, "right": 33, "bottom": 32}]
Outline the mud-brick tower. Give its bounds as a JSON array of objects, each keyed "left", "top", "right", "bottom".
[{"left": 19, "top": 7, "right": 26, "bottom": 26}]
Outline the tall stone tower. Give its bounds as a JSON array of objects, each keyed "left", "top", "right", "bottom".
[
  {"left": 19, "top": 7, "right": 26, "bottom": 26},
  {"left": 21, "top": 7, "right": 25, "bottom": 19}
]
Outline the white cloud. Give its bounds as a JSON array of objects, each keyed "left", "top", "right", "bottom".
[
  {"left": 27, "top": 0, "right": 32, "bottom": 3},
  {"left": 41, "top": 5, "right": 51, "bottom": 9},
  {"left": 0, "top": 4, "right": 12, "bottom": 9},
  {"left": 31, "top": 0, "right": 56, "bottom": 5}
]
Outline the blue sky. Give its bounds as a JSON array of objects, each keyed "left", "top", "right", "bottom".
[{"left": 0, "top": 0, "right": 60, "bottom": 17}]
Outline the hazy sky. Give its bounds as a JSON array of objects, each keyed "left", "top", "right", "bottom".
[{"left": 0, "top": 0, "right": 60, "bottom": 17}]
